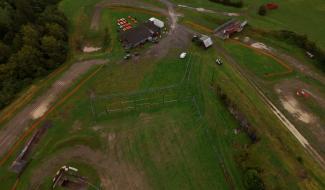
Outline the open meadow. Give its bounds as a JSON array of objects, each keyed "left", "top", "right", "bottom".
[{"left": 0, "top": 0, "right": 324, "bottom": 190}]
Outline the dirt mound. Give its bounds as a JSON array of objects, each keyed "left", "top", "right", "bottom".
[{"left": 279, "top": 95, "right": 315, "bottom": 124}]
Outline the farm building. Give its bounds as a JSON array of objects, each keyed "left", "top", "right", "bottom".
[
  {"left": 214, "top": 19, "right": 248, "bottom": 39},
  {"left": 120, "top": 19, "right": 165, "bottom": 49},
  {"left": 192, "top": 34, "right": 213, "bottom": 48},
  {"left": 200, "top": 35, "right": 213, "bottom": 48}
]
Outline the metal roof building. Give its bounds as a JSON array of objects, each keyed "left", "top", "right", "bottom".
[
  {"left": 200, "top": 35, "right": 213, "bottom": 48},
  {"left": 120, "top": 21, "right": 161, "bottom": 49}
]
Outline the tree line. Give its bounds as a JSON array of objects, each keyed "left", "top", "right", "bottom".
[
  {"left": 213, "top": 84, "right": 265, "bottom": 190},
  {"left": 0, "top": 0, "right": 69, "bottom": 109},
  {"left": 269, "top": 30, "right": 325, "bottom": 72}
]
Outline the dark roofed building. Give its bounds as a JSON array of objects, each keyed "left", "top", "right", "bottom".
[
  {"left": 120, "top": 21, "right": 162, "bottom": 49},
  {"left": 143, "top": 21, "right": 161, "bottom": 35}
]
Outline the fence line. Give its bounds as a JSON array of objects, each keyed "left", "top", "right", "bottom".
[
  {"left": 105, "top": 95, "right": 193, "bottom": 115},
  {"left": 91, "top": 54, "right": 199, "bottom": 118},
  {"left": 96, "top": 54, "right": 193, "bottom": 100}
]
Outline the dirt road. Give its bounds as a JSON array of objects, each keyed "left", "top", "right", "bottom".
[
  {"left": 214, "top": 44, "right": 325, "bottom": 169},
  {"left": 0, "top": 59, "right": 106, "bottom": 159}
]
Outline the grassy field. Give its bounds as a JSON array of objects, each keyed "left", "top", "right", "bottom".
[
  {"left": 245, "top": 0, "right": 325, "bottom": 49},
  {"left": 172, "top": 0, "right": 325, "bottom": 49},
  {"left": 223, "top": 41, "right": 292, "bottom": 79},
  {"left": 3, "top": 48, "right": 245, "bottom": 189},
  {"left": 4, "top": 42, "right": 324, "bottom": 189},
  {"left": 177, "top": 8, "right": 228, "bottom": 30},
  {"left": 1, "top": 0, "right": 325, "bottom": 190}
]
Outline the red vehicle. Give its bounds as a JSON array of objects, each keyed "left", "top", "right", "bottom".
[
  {"left": 266, "top": 3, "right": 278, "bottom": 10},
  {"left": 296, "top": 89, "right": 310, "bottom": 98}
]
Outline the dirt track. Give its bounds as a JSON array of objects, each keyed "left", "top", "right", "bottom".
[
  {"left": 29, "top": 145, "right": 149, "bottom": 190},
  {"left": 275, "top": 52, "right": 325, "bottom": 84},
  {"left": 238, "top": 36, "right": 325, "bottom": 85},
  {"left": 0, "top": 59, "right": 106, "bottom": 159}
]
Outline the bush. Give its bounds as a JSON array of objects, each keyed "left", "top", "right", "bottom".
[
  {"left": 258, "top": 5, "right": 267, "bottom": 16},
  {"left": 244, "top": 169, "right": 265, "bottom": 190},
  {"left": 214, "top": 84, "right": 259, "bottom": 143}
]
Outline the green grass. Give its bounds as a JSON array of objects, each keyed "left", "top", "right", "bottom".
[
  {"left": 4, "top": 42, "right": 324, "bottom": 190},
  {"left": 2, "top": 1, "right": 325, "bottom": 190},
  {"left": 170, "top": 0, "right": 240, "bottom": 12},
  {"left": 173, "top": 0, "right": 325, "bottom": 49},
  {"left": 98, "top": 104, "right": 234, "bottom": 189},
  {"left": 245, "top": 0, "right": 325, "bottom": 49},
  {"left": 194, "top": 44, "right": 325, "bottom": 189},
  {"left": 223, "top": 41, "right": 290, "bottom": 78},
  {"left": 140, "top": 50, "right": 189, "bottom": 88},
  {"left": 178, "top": 8, "right": 228, "bottom": 30},
  {"left": 4, "top": 45, "right": 246, "bottom": 189}
]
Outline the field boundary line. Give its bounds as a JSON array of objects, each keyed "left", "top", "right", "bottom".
[
  {"left": 0, "top": 65, "right": 104, "bottom": 166},
  {"left": 96, "top": 54, "right": 192, "bottom": 100}
]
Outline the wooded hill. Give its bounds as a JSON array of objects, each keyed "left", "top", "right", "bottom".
[{"left": 0, "top": 0, "right": 69, "bottom": 109}]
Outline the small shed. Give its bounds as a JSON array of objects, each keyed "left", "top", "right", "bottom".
[
  {"left": 200, "top": 35, "right": 213, "bottom": 48},
  {"left": 149, "top": 17, "right": 165, "bottom": 29}
]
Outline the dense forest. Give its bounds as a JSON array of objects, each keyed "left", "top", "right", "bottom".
[{"left": 0, "top": 0, "right": 68, "bottom": 109}]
